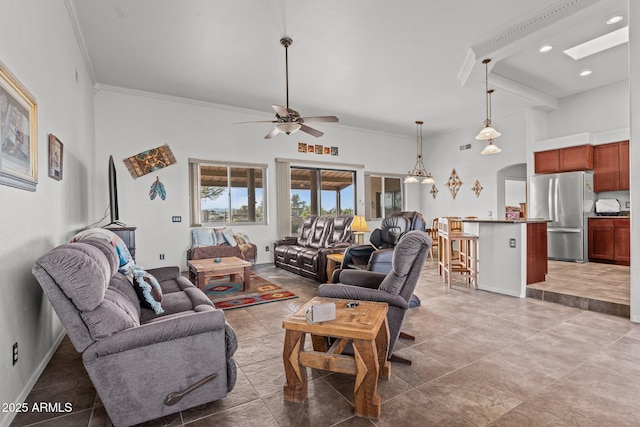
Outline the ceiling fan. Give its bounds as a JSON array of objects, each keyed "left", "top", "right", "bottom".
[{"left": 235, "top": 37, "right": 339, "bottom": 139}]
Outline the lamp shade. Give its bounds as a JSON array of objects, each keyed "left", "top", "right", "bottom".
[
  {"left": 481, "top": 140, "right": 502, "bottom": 155},
  {"left": 275, "top": 122, "right": 301, "bottom": 135},
  {"left": 475, "top": 126, "right": 501, "bottom": 140},
  {"left": 351, "top": 215, "right": 370, "bottom": 233},
  {"left": 404, "top": 175, "right": 419, "bottom": 184}
]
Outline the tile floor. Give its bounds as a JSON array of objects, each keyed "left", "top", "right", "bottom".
[
  {"left": 527, "top": 261, "right": 631, "bottom": 317},
  {"left": 11, "top": 260, "right": 640, "bottom": 427}
]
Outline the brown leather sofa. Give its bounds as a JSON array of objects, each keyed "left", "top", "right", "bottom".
[{"left": 274, "top": 215, "right": 354, "bottom": 283}]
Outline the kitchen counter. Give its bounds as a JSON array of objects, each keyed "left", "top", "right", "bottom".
[
  {"left": 589, "top": 215, "right": 630, "bottom": 218},
  {"left": 462, "top": 220, "right": 547, "bottom": 298},
  {"left": 462, "top": 218, "right": 551, "bottom": 224}
]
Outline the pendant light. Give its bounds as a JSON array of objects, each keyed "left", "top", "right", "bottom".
[
  {"left": 404, "top": 121, "right": 436, "bottom": 184},
  {"left": 476, "top": 59, "right": 502, "bottom": 154}
]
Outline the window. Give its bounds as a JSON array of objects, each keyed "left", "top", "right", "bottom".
[
  {"left": 366, "top": 174, "right": 403, "bottom": 219},
  {"left": 290, "top": 167, "right": 355, "bottom": 233},
  {"left": 189, "top": 160, "right": 267, "bottom": 225}
]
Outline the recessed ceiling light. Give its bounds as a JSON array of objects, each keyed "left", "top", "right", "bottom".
[
  {"left": 539, "top": 45, "right": 553, "bottom": 53},
  {"left": 563, "top": 26, "right": 628, "bottom": 60},
  {"left": 607, "top": 16, "right": 624, "bottom": 25},
  {"left": 580, "top": 70, "right": 592, "bottom": 77}
]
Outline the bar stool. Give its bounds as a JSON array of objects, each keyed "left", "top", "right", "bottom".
[{"left": 437, "top": 217, "right": 478, "bottom": 288}]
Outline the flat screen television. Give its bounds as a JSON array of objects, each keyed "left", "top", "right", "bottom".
[{"left": 107, "top": 155, "right": 124, "bottom": 226}]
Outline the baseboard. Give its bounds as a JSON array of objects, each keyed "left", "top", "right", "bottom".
[{"left": 0, "top": 331, "right": 66, "bottom": 427}]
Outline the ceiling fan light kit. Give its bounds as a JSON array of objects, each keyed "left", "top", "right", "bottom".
[
  {"left": 476, "top": 59, "right": 501, "bottom": 154},
  {"left": 404, "top": 121, "right": 436, "bottom": 185},
  {"left": 235, "top": 36, "right": 339, "bottom": 139}
]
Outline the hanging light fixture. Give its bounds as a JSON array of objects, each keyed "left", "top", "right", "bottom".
[
  {"left": 404, "top": 121, "right": 436, "bottom": 184},
  {"left": 481, "top": 139, "right": 502, "bottom": 155},
  {"left": 476, "top": 59, "right": 502, "bottom": 154}
]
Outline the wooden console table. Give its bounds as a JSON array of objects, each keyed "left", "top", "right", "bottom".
[{"left": 282, "top": 296, "right": 390, "bottom": 419}]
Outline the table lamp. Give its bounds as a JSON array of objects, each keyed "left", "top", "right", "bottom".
[{"left": 351, "top": 215, "right": 370, "bottom": 245}]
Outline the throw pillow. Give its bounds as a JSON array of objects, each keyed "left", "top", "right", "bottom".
[
  {"left": 233, "top": 233, "right": 246, "bottom": 245},
  {"left": 222, "top": 229, "right": 237, "bottom": 247},
  {"left": 214, "top": 226, "right": 227, "bottom": 245},
  {"left": 191, "top": 228, "right": 216, "bottom": 248},
  {"left": 242, "top": 233, "right": 251, "bottom": 244},
  {"left": 130, "top": 272, "right": 164, "bottom": 314}
]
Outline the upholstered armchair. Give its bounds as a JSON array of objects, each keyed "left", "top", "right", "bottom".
[
  {"left": 318, "top": 231, "right": 431, "bottom": 364},
  {"left": 32, "top": 238, "right": 237, "bottom": 427}
]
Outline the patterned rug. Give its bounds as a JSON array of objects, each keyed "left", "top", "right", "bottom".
[{"left": 204, "top": 272, "right": 298, "bottom": 310}]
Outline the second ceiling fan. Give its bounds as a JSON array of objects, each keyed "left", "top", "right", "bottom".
[{"left": 236, "top": 37, "right": 339, "bottom": 139}]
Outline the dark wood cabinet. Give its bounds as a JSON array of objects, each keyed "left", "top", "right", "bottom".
[
  {"left": 105, "top": 226, "right": 137, "bottom": 260},
  {"left": 593, "top": 141, "right": 629, "bottom": 192},
  {"left": 534, "top": 145, "right": 592, "bottom": 174},
  {"left": 614, "top": 219, "right": 630, "bottom": 263},
  {"left": 619, "top": 141, "right": 630, "bottom": 190},
  {"left": 559, "top": 144, "right": 593, "bottom": 172},
  {"left": 588, "top": 218, "right": 629, "bottom": 266},
  {"left": 534, "top": 150, "right": 559, "bottom": 174},
  {"left": 526, "top": 222, "right": 548, "bottom": 284}
]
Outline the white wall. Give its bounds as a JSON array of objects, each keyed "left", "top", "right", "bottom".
[
  {"left": 420, "top": 109, "right": 528, "bottom": 222},
  {"left": 0, "top": 1, "right": 95, "bottom": 425},
  {"left": 547, "top": 80, "right": 629, "bottom": 139},
  {"left": 93, "top": 88, "right": 416, "bottom": 270}
]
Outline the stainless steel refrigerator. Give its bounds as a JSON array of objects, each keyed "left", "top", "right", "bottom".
[{"left": 529, "top": 171, "right": 594, "bottom": 262}]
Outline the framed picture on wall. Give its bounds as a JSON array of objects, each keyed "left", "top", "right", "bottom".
[
  {"left": 48, "top": 134, "right": 63, "bottom": 181},
  {"left": 0, "top": 60, "right": 38, "bottom": 191}
]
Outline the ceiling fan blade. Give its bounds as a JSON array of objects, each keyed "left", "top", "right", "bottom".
[
  {"left": 299, "top": 116, "right": 339, "bottom": 123},
  {"left": 272, "top": 105, "right": 289, "bottom": 118},
  {"left": 300, "top": 124, "right": 324, "bottom": 138},
  {"left": 234, "top": 120, "right": 278, "bottom": 124},
  {"left": 264, "top": 127, "right": 280, "bottom": 139}
]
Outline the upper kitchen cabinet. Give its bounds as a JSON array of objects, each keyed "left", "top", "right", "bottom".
[
  {"left": 534, "top": 145, "right": 593, "bottom": 174},
  {"left": 593, "top": 141, "right": 629, "bottom": 192}
]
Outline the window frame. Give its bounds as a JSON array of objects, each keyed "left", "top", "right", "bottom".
[
  {"left": 189, "top": 158, "right": 268, "bottom": 227},
  {"left": 365, "top": 172, "right": 405, "bottom": 220}
]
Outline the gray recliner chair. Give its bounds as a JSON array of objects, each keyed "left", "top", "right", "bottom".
[
  {"left": 319, "top": 230, "right": 431, "bottom": 364},
  {"left": 32, "top": 238, "right": 237, "bottom": 427}
]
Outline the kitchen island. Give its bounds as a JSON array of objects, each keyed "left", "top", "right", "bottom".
[{"left": 462, "top": 218, "right": 549, "bottom": 297}]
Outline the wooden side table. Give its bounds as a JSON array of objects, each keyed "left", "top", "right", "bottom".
[
  {"left": 282, "top": 296, "right": 390, "bottom": 419},
  {"left": 325, "top": 253, "right": 344, "bottom": 283}
]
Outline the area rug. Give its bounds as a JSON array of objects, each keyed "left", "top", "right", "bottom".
[{"left": 204, "top": 272, "right": 298, "bottom": 310}]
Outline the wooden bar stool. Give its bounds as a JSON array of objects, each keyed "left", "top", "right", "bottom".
[{"left": 437, "top": 217, "right": 478, "bottom": 288}]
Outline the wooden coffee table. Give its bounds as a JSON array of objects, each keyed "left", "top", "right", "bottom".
[
  {"left": 187, "top": 257, "right": 251, "bottom": 292},
  {"left": 282, "top": 296, "right": 390, "bottom": 419}
]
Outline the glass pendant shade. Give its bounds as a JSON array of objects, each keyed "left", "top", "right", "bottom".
[
  {"left": 275, "top": 122, "right": 301, "bottom": 135},
  {"left": 475, "top": 125, "right": 501, "bottom": 140},
  {"left": 405, "top": 121, "right": 436, "bottom": 184},
  {"left": 481, "top": 139, "right": 502, "bottom": 155}
]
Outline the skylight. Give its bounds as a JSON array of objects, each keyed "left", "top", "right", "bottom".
[{"left": 563, "top": 26, "right": 628, "bottom": 61}]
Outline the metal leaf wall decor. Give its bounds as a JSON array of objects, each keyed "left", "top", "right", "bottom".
[
  {"left": 430, "top": 184, "right": 438, "bottom": 199},
  {"left": 445, "top": 168, "right": 463, "bottom": 199},
  {"left": 471, "top": 179, "right": 483, "bottom": 198}
]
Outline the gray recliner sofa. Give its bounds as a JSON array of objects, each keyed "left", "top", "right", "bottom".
[{"left": 32, "top": 237, "right": 237, "bottom": 427}]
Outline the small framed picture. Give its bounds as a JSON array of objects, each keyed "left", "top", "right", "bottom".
[
  {"left": 298, "top": 142, "right": 307, "bottom": 153},
  {"left": 48, "top": 134, "right": 63, "bottom": 181},
  {"left": 324, "top": 147, "right": 330, "bottom": 154},
  {"left": 307, "top": 145, "right": 315, "bottom": 153},
  {"left": 331, "top": 146, "right": 339, "bottom": 156},
  {"left": 315, "top": 144, "right": 323, "bottom": 154}
]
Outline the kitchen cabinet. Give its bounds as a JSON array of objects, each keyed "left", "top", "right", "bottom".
[
  {"left": 534, "top": 145, "right": 592, "bottom": 174},
  {"left": 593, "top": 141, "right": 629, "bottom": 192},
  {"left": 588, "top": 218, "right": 629, "bottom": 265}
]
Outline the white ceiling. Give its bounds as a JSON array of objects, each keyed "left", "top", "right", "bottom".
[{"left": 71, "top": 0, "right": 629, "bottom": 137}]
